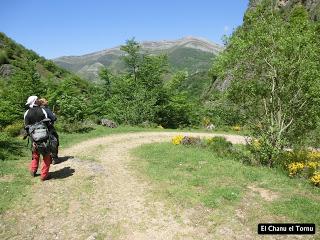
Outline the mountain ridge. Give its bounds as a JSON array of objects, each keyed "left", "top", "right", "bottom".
[
  {"left": 54, "top": 36, "right": 223, "bottom": 60},
  {"left": 53, "top": 36, "right": 224, "bottom": 82}
]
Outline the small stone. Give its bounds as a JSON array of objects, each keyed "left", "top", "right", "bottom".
[{"left": 86, "top": 233, "right": 98, "bottom": 240}]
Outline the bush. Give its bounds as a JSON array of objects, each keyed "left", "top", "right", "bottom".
[
  {"left": 56, "top": 95, "right": 88, "bottom": 124},
  {"left": 3, "top": 121, "right": 24, "bottom": 137},
  {"left": 205, "top": 137, "right": 234, "bottom": 156},
  {"left": 172, "top": 135, "right": 235, "bottom": 157},
  {"left": 282, "top": 149, "right": 320, "bottom": 187},
  {"left": 310, "top": 172, "right": 320, "bottom": 186},
  {"left": 172, "top": 135, "right": 184, "bottom": 145},
  {"left": 0, "top": 50, "right": 9, "bottom": 65},
  {"left": 247, "top": 135, "right": 286, "bottom": 167},
  {"left": 0, "top": 132, "right": 24, "bottom": 161},
  {"left": 181, "top": 136, "right": 202, "bottom": 146},
  {"left": 55, "top": 121, "right": 94, "bottom": 133}
]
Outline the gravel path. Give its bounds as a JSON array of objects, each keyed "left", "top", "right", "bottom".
[{"left": 1, "top": 132, "right": 247, "bottom": 239}]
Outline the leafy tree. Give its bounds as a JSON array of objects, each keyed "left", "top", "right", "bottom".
[
  {"left": 56, "top": 95, "right": 88, "bottom": 123},
  {"left": 0, "top": 61, "right": 46, "bottom": 127},
  {"left": 159, "top": 71, "right": 199, "bottom": 128},
  {"left": 120, "top": 38, "right": 141, "bottom": 81},
  {"left": 212, "top": 2, "right": 320, "bottom": 166},
  {"left": 99, "top": 67, "right": 112, "bottom": 98},
  {"left": 108, "top": 40, "right": 170, "bottom": 125}
]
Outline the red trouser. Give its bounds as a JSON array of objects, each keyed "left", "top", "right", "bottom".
[{"left": 30, "top": 150, "right": 52, "bottom": 180}]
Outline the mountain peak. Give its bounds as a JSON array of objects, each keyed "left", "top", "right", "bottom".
[
  {"left": 139, "top": 36, "right": 223, "bottom": 55},
  {"left": 54, "top": 37, "right": 224, "bottom": 81}
]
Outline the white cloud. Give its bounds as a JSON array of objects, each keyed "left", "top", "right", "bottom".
[{"left": 223, "top": 25, "right": 230, "bottom": 32}]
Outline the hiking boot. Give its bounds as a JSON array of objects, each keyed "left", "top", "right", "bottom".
[
  {"left": 52, "top": 158, "right": 59, "bottom": 165},
  {"left": 40, "top": 175, "right": 51, "bottom": 181},
  {"left": 52, "top": 155, "right": 59, "bottom": 165},
  {"left": 30, "top": 170, "right": 36, "bottom": 177}
]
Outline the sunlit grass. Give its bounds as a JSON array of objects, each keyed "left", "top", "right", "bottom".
[{"left": 132, "top": 142, "right": 320, "bottom": 226}]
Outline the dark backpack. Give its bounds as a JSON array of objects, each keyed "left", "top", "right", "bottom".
[{"left": 28, "top": 120, "right": 50, "bottom": 156}]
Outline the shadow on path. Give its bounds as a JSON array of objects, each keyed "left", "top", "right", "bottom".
[
  {"left": 54, "top": 155, "right": 74, "bottom": 165},
  {"left": 50, "top": 167, "right": 75, "bottom": 180}
]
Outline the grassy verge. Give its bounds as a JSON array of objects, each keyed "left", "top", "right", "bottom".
[
  {"left": 132, "top": 143, "right": 320, "bottom": 230},
  {"left": 0, "top": 137, "right": 33, "bottom": 213}
]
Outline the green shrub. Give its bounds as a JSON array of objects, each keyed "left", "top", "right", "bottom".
[
  {"left": 181, "top": 136, "right": 202, "bottom": 146},
  {"left": 3, "top": 121, "right": 24, "bottom": 137},
  {"left": 0, "top": 132, "right": 24, "bottom": 161},
  {"left": 0, "top": 50, "right": 9, "bottom": 64},
  {"left": 205, "top": 137, "right": 233, "bottom": 156},
  {"left": 55, "top": 121, "right": 94, "bottom": 133}
]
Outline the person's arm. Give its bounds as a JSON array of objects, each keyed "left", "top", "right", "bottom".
[
  {"left": 43, "top": 107, "right": 56, "bottom": 122},
  {"left": 24, "top": 110, "right": 29, "bottom": 126}
]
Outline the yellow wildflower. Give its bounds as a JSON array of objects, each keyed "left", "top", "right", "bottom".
[
  {"left": 306, "top": 161, "right": 319, "bottom": 170},
  {"left": 307, "top": 151, "right": 320, "bottom": 161},
  {"left": 310, "top": 171, "right": 320, "bottom": 186},
  {"left": 288, "top": 162, "right": 305, "bottom": 176},
  {"left": 231, "top": 125, "right": 241, "bottom": 131},
  {"left": 172, "top": 135, "right": 184, "bottom": 145},
  {"left": 252, "top": 139, "right": 261, "bottom": 149}
]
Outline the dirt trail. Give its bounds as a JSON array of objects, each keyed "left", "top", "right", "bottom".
[{"left": 1, "top": 132, "right": 250, "bottom": 239}]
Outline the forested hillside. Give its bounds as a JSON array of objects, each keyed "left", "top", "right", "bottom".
[
  {"left": 0, "top": 32, "right": 93, "bottom": 129},
  {"left": 0, "top": 33, "right": 215, "bottom": 160},
  {"left": 210, "top": 0, "right": 320, "bottom": 165}
]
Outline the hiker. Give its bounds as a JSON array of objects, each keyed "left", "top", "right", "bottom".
[
  {"left": 24, "top": 95, "right": 52, "bottom": 181},
  {"left": 39, "top": 98, "right": 59, "bottom": 164}
]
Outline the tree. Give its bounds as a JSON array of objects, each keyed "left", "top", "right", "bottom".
[
  {"left": 120, "top": 38, "right": 141, "bottom": 81},
  {"left": 99, "top": 67, "right": 112, "bottom": 98},
  {"left": 212, "top": 2, "right": 320, "bottom": 166}
]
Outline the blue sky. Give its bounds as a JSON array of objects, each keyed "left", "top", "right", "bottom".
[{"left": 1, "top": 0, "right": 249, "bottom": 59}]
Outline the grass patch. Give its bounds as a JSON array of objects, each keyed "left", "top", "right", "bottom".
[
  {"left": 0, "top": 158, "right": 33, "bottom": 213},
  {"left": 267, "top": 195, "right": 320, "bottom": 225},
  {"left": 132, "top": 142, "right": 320, "bottom": 226},
  {"left": 203, "top": 187, "right": 242, "bottom": 208},
  {"left": 0, "top": 134, "right": 32, "bottom": 213}
]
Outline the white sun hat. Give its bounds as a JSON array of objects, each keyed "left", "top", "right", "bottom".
[{"left": 25, "top": 95, "right": 38, "bottom": 108}]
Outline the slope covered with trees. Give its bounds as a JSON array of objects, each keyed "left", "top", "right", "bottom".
[
  {"left": 210, "top": 0, "right": 320, "bottom": 165},
  {"left": 0, "top": 33, "right": 208, "bottom": 160}
]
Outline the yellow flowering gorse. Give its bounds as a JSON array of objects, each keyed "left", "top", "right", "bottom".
[
  {"left": 172, "top": 135, "right": 184, "bottom": 145},
  {"left": 231, "top": 125, "right": 241, "bottom": 131},
  {"left": 287, "top": 150, "right": 320, "bottom": 187},
  {"left": 288, "top": 162, "right": 305, "bottom": 176},
  {"left": 310, "top": 172, "right": 320, "bottom": 186},
  {"left": 252, "top": 139, "right": 261, "bottom": 150},
  {"left": 306, "top": 161, "right": 320, "bottom": 169},
  {"left": 307, "top": 151, "right": 320, "bottom": 161}
]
